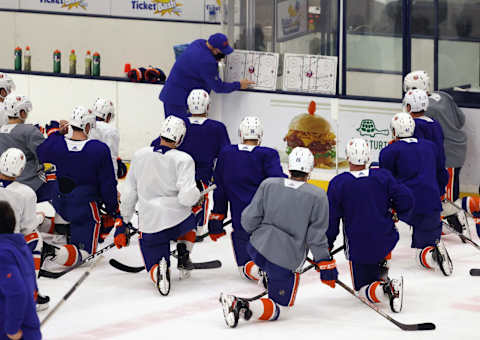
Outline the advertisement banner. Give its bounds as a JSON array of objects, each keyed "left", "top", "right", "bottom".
[
  {"left": 0, "top": 0, "right": 19, "bottom": 9},
  {"left": 19, "top": 0, "right": 110, "bottom": 14},
  {"left": 276, "top": 0, "right": 308, "bottom": 42},
  {"left": 111, "top": 0, "right": 206, "bottom": 21}
]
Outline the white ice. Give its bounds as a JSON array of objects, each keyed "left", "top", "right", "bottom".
[{"left": 37, "top": 208, "right": 480, "bottom": 340}]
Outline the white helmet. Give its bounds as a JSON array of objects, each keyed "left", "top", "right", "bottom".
[
  {"left": 391, "top": 112, "right": 415, "bottom": 138},
  {"left": 4, "top": 94, "right": 32, "bottom": 119},
  {"left": 70, "top": 106, "right": 95, "bottom": 134},
  {"left": 92, "top": 98, "right": 115, "bottom": 121},
  {"left": 239, "top": 116, "right": 263, "bottom": 143},
  {"left": 345, "top": 138, "right": 370, "bottom": 165},
  {"left": 160, "top": 116, "right": 186, "bottom": 146},
  {"left": 0, "top": 148, "right": 26, "bottom": 178},
  {"left": 288, "top": 147, "right": 314, "bottom": 174},
  {"left": 403, "top": 89, "right": 429, "bottom": 113},
  {"left": 0, "top": 73, "right": 15, "bottom": 97},
  {"left": 187, "top": 89, "right": 210, "bottom": 114},
  {"left": 403, "top": 70, "right": 431, "bottom": 93}
]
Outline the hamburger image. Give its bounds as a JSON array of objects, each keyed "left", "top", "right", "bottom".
[{"left": 283, "top": 101, "right": 337, "bottom": 169}]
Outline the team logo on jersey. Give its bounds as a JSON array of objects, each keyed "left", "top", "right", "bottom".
[{"left": 356, "top": 119, "right": 389, "bottom": 138}]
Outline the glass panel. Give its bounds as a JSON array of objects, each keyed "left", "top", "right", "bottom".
[
  {"left": 345, "top": 0, "right": 403, "bottom": 98},
  {"left": 439, "top": 0, "right": 480, "bottom": 39}
]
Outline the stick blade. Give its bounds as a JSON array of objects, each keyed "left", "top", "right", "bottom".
[
  {"left": 415, "top": 323, "right": 436, "bottom": 331},
  {"left": 192, "top": 260, "right": 222, "bottom": 270},
  {"left": 109, "top": 259, "right": 144, "bottom": 273},
  {"left": 470, "top": 269, "right": 480, "bottom": 276}
]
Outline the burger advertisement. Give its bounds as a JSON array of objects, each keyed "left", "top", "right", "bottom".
[{"left": 284, "top": 101, "right": 346, "bottom": 169}]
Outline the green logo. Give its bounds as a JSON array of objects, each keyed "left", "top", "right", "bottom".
[{"left": 356, "top": 119, "right": 389, "bottom": 138}]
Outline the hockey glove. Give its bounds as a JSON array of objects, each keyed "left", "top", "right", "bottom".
[
  {"left": 208, "top": 213, "right": 226, "bottom": 242},
  {"left": 113, "top": 217, "right": 130, "bottom": 249},
  {"left": 316, "top": 259, "right": 338, "bottom": 288},
  {"left": 117, "top": 158, "right": 128, "bottom": 179},
  {"left": 99, "top": 214, "right": 115, "bottom": 243}
]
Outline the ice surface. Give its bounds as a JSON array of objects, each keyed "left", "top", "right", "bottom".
[{"left": 37, "top": 210, "right": 480, "bottom": 339}]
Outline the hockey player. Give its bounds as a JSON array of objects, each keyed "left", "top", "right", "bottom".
[
  {"left": 89, "top": 98, "right": 127, "bottom": 180},
  {"left": 0, "top": 201, "right": 41, "bottom": 340},
  {"left": 327, "top": 138, "right": 413, "bottom": 312},
  {"left": 0, "top": 94, "right": 55, "bottom": 203},
  {"left": 404, "top": 70, "right": 467, "bottom": 202},
  {"left": 0, "top": 73, "right": 15, "bottom": 127},
  {"left": 0, "top": 148, "right": 49, "bottom": 311},
  {"left": 380, "top": 113, "right": 452, "bottom": 276},
  {"left": 403, "top": 88, "right": 445, "bottom": 167},
  {"left": 36, "top": 106, "right": 120, "bottom": 268},
  {"left": 208, "top": 116, "right": 286, "bottom": 281},
  {"left": 219, "top": 147, "right": 333, "bottom": 327},
  {"left": 118, "top": 116, "right": 201, "bottom": 296}
]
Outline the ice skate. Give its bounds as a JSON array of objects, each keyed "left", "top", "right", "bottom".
[
  {"left": 219, "top": 293, "right": 252, "bottom": 328},
  {"left": 177, "top": 243, "right": 194, "bottom": 280},
  {"left": 433, "top": 240, "right": 453, "bottom": 276},
  {"left": 382, "top": 277, "right": 403, "bottom": 313},
  {"left": 36, "top": 293, "right": 50, "bottom": 312},
  {"left": 156, "top": 257, "right": 170, "bottom": 296}
]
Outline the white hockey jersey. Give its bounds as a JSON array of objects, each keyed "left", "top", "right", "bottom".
[
  {"left": 0, "top": 103, "right": 8, "bottom": 127},
  {"left": 121, "top": 145, "right": 200, "bottom": 233},
  {"left": 0, "top": 181, "right": 37, "bottom": 235},
  {"left": 89, "top": 121, "right": 120, "bottom": 177}
]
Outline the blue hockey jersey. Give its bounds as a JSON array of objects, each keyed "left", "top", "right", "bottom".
[
  {"left": 151, "top": 117, "right": 230, "bottom": 182},
  {"left": 379, "top": 138, "right": 449, "bottom": 214},
  {"left": 413, "top": 116, "right": 445, "bottom": 167},
  {"left": 327, "top": 168, "right": 413, "bottom": 264},
  {"left": 0, "top": 234, "right": 41, "bottom": 340},
  {"left": 37, "top": 132, "right": 118, "bottom": 214},
  {"left": 159, "top": 39, "right": 240, "bottom": 108},
  {"left": 212, "top": 144, "right": 286, "bottom": 232}
]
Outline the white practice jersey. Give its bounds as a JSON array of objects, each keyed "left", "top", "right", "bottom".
[
  {"left": 0, "top": 181, "right": 37, "bottom": 235},
  {"left": 89, "top": 121, "right": 119, "bottom": 177},
  {"left": 121, "top": 146, "right": 200, "bottom": 233},
  {"left": 0, "top": 103, "right": 7, "bottom": 127}
]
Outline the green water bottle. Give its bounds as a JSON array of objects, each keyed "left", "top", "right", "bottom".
[
  {"left": 69, "top": 50, "right": 77, "bottom": 75},
  {"left": 24, "top": 46, "right": 31, "bottom": 72},
  {"left": 85, "top": 50, "right": 92, "bottom": 76},
  {"left": 92, "top": 52, "right": 100, "bottom": 76},
  {"left": 14, "top": 47, "right": 22, "bottom": 71},
  {"left": 53, "top": 50, "right": 61, "bottom": 73}
]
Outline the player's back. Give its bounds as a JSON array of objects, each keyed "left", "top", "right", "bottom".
[
  {"left": 0, "top": 181, "right": 36, "bottom": 234},
  {"left": 379, "top": 138, "right": 443, "bottom": 213},
  {"left": 327, "top": 169, "right": 407, "bottom": 263},
  {"left": 0, "top": 123, "right": 44, "bottom": 190},
  {"left": 128, "top": 145, "right": 199, "bottom": 230},
  {"left": 413, "top": 116, "right": 445, "bottom": 165},
  {"left": 178, "top": 117, "right": 230, "bottom": 181},
  {"left": 215, "top": 144, "right": 285, "bottom": 222},
  {"left": 89, "top": 121, "right": 119, "bottom": 173}
]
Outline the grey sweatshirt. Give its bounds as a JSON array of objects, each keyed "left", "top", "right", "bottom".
[
  {"left": 427, "top": 91, "right": 467, "bottom": 168},
  {"left": 0, "top": 124, "right": 45, "bottom": 191},
  {"left": 241, "top": 177, "right": 330, "bottom": 272}
]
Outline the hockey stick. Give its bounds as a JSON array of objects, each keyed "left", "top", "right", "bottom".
[
  {"left": 470, "top": 269, "right": 480, "bottom": 276},
  {"left": 39, "top": 229, "right": 139, "bottom": 279},
  {"left": 109, "top": 256, "right": 222, "bottom": 272},
  {"left": 444, "top": 199, "right": 476, "bottom": 219},
  {"left": 196, "top": 219, "right": 232, "bottom": 241},
  {"left": 299, "top": 246, "right": 345, "bottom": 274},
  {"left": 40, "top": 256, "right": 103, "bottom": 326},
  {"left": 442, "top": 221, "right": 480, "bottom": 251}
]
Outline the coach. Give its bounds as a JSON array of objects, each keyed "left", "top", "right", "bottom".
[{"left": 159, "top": 33, "right": 255, "bottom": 117}]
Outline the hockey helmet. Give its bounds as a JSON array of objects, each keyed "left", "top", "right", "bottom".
[
  {"left": 4, "top": 94, "right": 32, "bottom": 120},
  {"left": 70, "top": 106, "right": 96, "bottom": 134},
  {"left": 0, "top": 148, "right": 26, "bottom": 178},
  {"left": 187, "top": 89, "right": 210, "bottom": 115},
  {"left": 403, "top": 89, "right": 429, "bottom": 113},
  {"left": 160, "top": 116, "right": 186, "bottom": 146},
  {"left": 239, "top": 116, "right": 263, "bottom": 143},
  {"left": 391, "top": 112, "right": 415, "bottom": 138},
  {"left": 403, "top": 70, "right": 431, "bottom": 93},
  {"left": 92, "top": 98, "right": 115, "bottom": 121},
  {"left": 345, "top": 138, "right": 370, "bottom": 165},
  {"left": 288, "top": 147, "right": 314, "bottom": 174},
  {"left": 0, "top": 73, "right": 15, "bottom": 98}
]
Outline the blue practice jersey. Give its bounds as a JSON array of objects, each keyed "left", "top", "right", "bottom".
[
  {"left": 212, "top": 144, "right": 286, "bottom": 231},
  {"left": 413, "top": 116, "right": 445, "bottom": 167},
  {"left": 37, "top": 132, "right": 118, "bottom": 214},
  {"left": 159, "top": 39, "right": 240, "bottom": 108},
  {"left": 379, "top": 138, "right": 449, "bottom": 214},
  {"left": 327, "top": 168, "right": 413, "bottom": 264},
  {"left": 151, "top": 117, "right": 230, "bottom": 182}
]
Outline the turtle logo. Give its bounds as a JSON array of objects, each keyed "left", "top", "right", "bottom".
[{"left": 356, "top": 119, "right": 389, "bottom": 138}]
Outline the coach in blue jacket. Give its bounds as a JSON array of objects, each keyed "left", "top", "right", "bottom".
[
  {"left": 0, "top": 201, "right": 41, "bottom": 340},
  {"left": 159, "top": 33, "right": 255, "bottom": 117}
]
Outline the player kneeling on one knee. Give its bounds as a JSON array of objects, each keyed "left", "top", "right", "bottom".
[
  {"left": 118, "top": 116, "right": 201, "bottom": 296},
  {"left": 219, "top": 147, "right": 333, "bottom": 327},
  {"left": 327, "top": 139, "right": 413, "bottom": 313},
  {"left": 379, "top": 113, "right": 452, "bottom": 276}
]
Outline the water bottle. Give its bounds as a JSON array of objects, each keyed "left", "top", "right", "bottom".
[
  {"left": 69, "top": 50, "right": 77, "bottom": 75},
  {"left": 85, "top": 50, "right": 92, "bottom": 76},
  {"left": 14, "top": 47, "right": 22, "bottom": 71},
  {"left": 24, "top": 46, "right": 31, "bottom": 72},
  {"left": 53, "top": 50, "right": 61, "bottom": 73},
  {"left": 92, "top": 52, "right": 101, "bottom": 76}
]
